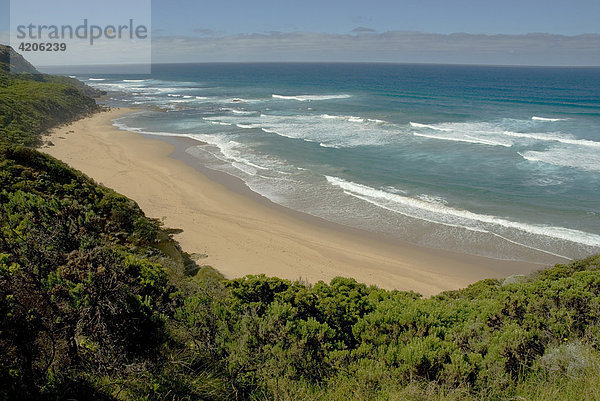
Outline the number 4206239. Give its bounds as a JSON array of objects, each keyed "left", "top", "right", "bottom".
[{"left": 19, "top": 42, "right": 67, "bottom": 51}]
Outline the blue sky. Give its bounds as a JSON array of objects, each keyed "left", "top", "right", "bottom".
[
  {"left": 3, "top": 0, "right": 599, "bottom": 36},
  {"left": 147, "top": 0, "right": 600, "bottom": 36},
  {"left": 2, "top": 0, "right": 599, "bottom": 65}
]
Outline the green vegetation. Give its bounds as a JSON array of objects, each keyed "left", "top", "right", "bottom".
[
  {"left": 0, "top": 145, "right": 189, "bottom": 399},
  {"left": 0, "top": 44, "right": 101, "bottom": 147},
  {"left": 1, "top": 45, "right": 599, "bottom": 400}
]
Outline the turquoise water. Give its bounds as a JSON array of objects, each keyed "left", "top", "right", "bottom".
[{"left": 82, "top": 63, "right": 600, "bottom": 263}]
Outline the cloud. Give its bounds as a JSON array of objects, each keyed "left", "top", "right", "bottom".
[
  {"left": 5, "top": 28, "right": 596, "bottom": 67},
  {"left": 352, "top": 27, "right": 376, "bottom": 33},
  {"left": 152, "top": 31, "right": 600, "bottom": 66},
  {"left": 192, "top": 28, "right": 214, "bottom": 36}
]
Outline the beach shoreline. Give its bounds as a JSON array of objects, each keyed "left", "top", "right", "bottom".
[{"left": 41, "top": 107, "right": 545, "bottom": 296}]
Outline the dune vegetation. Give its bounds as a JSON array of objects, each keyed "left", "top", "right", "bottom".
[{"left": 0, "top": 45, "right": 100, "bottom": 147}]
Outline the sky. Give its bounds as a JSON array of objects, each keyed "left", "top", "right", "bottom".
[
  {"left": 147, "top": 0, "right": 600, "bottom": 36},
  {"left": 1, "top": 0, "right": 599, "bottom": 66}
]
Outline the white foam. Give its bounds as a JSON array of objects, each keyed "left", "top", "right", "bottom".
[
  {"left": 260, "top": 127, "right": 313, "bottom": 142},
  {"left": 209, "top": 121, "right": 232, "bottom": 126},
  {"left": 502, "top": 131, "right": 600, "bottom": 149},
  {"left": 236, "top": 124, "right": 254, "bottom": 129},
  {"left": 319, "top": 143, "right": 341, "bottom": 148},
  {"left": 326, "top": 175, "right": 600, "bottom": 248},
  {"left": 464, "top": 135, "right": 512, "bottom": 147},
  {"left": 320, "top": 114, "right": 376, "bottom": 124},
  {"left": 202, "top": 138, "right": 258, "bottom": 174},
  {"left": 409, "top": 122, "right": 451, "bottom": 131},
  {"left": 205, "top": 113, "right": 394, "bottom": 148},
  {"left": 272, "top": 94, "right": 352, "bottom": 101},
  {"left": 91, "top": 82, "right": 142, "bottom": 92},
  {"left": 261, "top": 128, "right": 282, "bottom": 135},
  {"left": 417, "top": 194, "right": 448, "bottom": 205},
  {"left": 142, "top": 87, "right": 194, "bottom": 94},
  {"left": 86, "top": 79, "right": 204, "bottom": 98},
  {"left": 409, "top": 120, "right": 600, "bottom": 149},
  {"left": 532, "top": 116, "right": 568, "bottom": 122},
  {"left": 413, "top": 132, "right": 512, "bottom": 147},
  {"left": 113, "top": 120, "right": 270, "bottom": 176},
  {"left": 231, "top": 162, "right": 257, "bottom": 176},
  {"left": 112, "top": 121, "right": 206, "bottom": 144},
  {"left": 348, "top": 116, "right": 365, "bottom": 123},
  {"left": 321, "top": 114, "right": 342, "bottom": 119},
  {"left": 381, "top": 186, "right": 408, "bottom": 195},
  {"left": 206, "top": 139, "right": 270, "bottom": 173},
  {"left": 519, "top": 147, "right": 600, "bottom": 172},
  {"left": 231, "top": 109, "right": 255, "bottom": 115}
]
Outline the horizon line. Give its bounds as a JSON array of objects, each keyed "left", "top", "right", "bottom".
[{"left": 35, "top": 61, "right": 600, "bottom": 70}]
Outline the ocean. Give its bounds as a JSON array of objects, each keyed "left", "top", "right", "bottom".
[{"left": 79, "top": 63, "right": 600, "bottom": 264}]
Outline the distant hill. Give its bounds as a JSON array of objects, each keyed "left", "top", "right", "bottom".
[
  {"left": 0, "top": 44, "right": 40, "bottom": 74},
  {"left": 0, "top": 44, "right": 105, "bottom": 98}
]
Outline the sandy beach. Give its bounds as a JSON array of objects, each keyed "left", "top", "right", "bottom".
[{"left": 41, "top": 108, "right": 543, "bottom": 296}]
